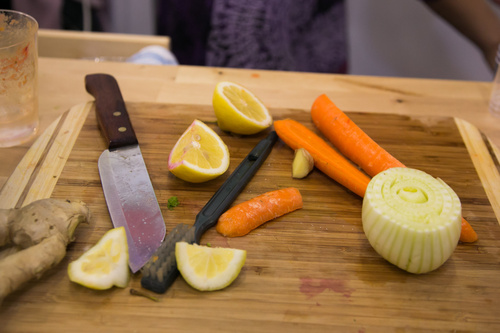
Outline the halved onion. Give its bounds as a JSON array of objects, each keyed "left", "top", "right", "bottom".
[{"left": 362, "top": 167, "right": 461, "bottom": 274}]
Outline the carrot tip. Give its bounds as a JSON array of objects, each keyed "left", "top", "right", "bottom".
[{"left": 459, "top": 218, "right": 478, "bottom": 243}]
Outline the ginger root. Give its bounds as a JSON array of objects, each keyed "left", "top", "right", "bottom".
[{"left": 0, "top": 198, "right": 90, "bottom": 304}]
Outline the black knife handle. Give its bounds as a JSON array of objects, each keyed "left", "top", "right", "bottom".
[
  {"left": 85, "top": 73, "right": 138, "bottom": 150},
  {"left": 141, "top": 224, "right": 195, "bottom": 294},
  {"left": 193, "top": 131, "right": 278, "bottom": 241},
  {"left": 141, "top": 131, "right": 278, "bottom": 294}
]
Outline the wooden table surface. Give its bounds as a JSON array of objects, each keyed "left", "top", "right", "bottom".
[
  {"left": 2, "top": 57, "right": 500, "bottom": 332},
  {"left": 1, "top": 57, "right": 499, "bottom": 189}
]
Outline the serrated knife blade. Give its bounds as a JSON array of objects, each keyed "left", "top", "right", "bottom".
[{"left": 85, "top": 73, "right": 166, "bottom": 273}]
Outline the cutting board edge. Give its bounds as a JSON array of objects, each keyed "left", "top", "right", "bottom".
[
  {"left": 0, "top": 102, "right": 92, "bottom": 209},
  {"left": 455, "top": 117, "right": 500, "bottom": 225}
]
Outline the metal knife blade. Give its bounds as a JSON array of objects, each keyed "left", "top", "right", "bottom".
[
  {"left": 85, "top": 73, "right": 166, "bottom": 273},
  {"left": 141, "top": 131, "right": 278, "bottom": 293}
]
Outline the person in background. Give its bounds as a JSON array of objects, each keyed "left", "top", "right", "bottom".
[
  {"left": 427, "top": 0, "right": 500, "bottom": 70},
  {"left": 156, "top": 0, "right": 500, "bottom": 73}
]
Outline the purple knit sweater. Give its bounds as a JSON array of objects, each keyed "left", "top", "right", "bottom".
[{"left": 156, "top": 0, "right": 346, "bottom": 73}]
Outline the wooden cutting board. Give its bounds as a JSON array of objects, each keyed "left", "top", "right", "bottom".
[{"left": 1, "top": 102, "right": 500, "bottom": 332}]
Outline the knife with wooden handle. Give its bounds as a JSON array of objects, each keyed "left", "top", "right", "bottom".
[
  {"left": 141, "top": 131, "right": 278, "bottom": 293},
  {"left": 85, "top": 73, "right": 166, "bottom": 273}
]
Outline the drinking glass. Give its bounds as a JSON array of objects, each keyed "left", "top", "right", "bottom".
[{"left": 0, "top": 10, "right": 39, "bottom": 147}]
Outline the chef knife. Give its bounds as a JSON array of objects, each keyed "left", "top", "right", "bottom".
[
  {"left": 141, "top": 131, "right": 278, "bottom": 293},
  {"left": 85, "top": 73, "right": 166, "bottom": 273}
]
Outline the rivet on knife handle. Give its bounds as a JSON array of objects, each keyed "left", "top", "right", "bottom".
[
  {"left": 141, "top": 131, "right": 278, "bottom": 294},
  {"left": 85, "top": 73, "right": 138, "bottom": 149}
]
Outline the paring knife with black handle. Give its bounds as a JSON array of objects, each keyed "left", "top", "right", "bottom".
[{"left": 141, "top": 131, "right": 278, "bottom": 293}]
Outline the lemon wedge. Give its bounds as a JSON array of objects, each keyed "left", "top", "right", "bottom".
[
  {"left": 175, "top": 242, "right": 246, "bottom": 291},
  {"left": 213, "top": 81, "right": 272, "bottom": 135},
  {"left": 168, "top": 119, "right": 230, "bottom": 183},
  {"left": 68, "top": 227, "right": 130, "bottom": 290}
]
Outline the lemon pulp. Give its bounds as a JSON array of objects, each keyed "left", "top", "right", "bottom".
[
  {"left": 175, "top": 242, "right": 246, "bottom": 291},
  {"left": 168, "top": 119, "right": 230, "bottom": 183},
  {"left": 68, "top": 226, "right": 130, "bottom": 290},
  {"left": 213, "top": 81, "right": 272, "bottom": 135}
]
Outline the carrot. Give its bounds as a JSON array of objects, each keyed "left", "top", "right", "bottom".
[
  {"left": 310, "top": 94, "right": 478, "bottom": 243},
  {"left": 460, "top": 217, "right": 478, "bottom": 242},
  {"left": 311, "top": 94, "right": 405, "bottom": 177},
  {"left": 274, "top": 119, "right": 371, "bottom": 197},
  {"left": 216, "top": 187, "right": 303, "bottom": 237}
]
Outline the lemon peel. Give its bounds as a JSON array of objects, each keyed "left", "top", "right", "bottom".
[{"left": 213, "top": 81, "right": 272, "bottom": 135}]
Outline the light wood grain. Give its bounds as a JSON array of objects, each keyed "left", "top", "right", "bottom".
[
  {"left": 1, "top": 101, "right": 499, "bottom": 332},
  {"left": 0, "top": 103, "right": 91, "bottom": 209},
  {"left": 38, "top": 29, "right": 170, "bottom": 59},
  {"left": 1, "top": 58, "right": 497, "bottom": 191},
  {"left": 455, "top": 118, "right": 500, "bottom": 222}
]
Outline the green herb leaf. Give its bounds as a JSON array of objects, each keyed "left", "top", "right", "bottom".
[{"left": 167, "top": 196, "right": 180, "bottom": 210}]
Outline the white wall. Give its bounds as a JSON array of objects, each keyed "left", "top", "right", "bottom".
[{"left": 347, "top": 0, "right": 497, "bottom": 81}]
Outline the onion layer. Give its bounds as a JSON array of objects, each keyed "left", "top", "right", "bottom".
[{"left": 362, "top": 167, "right": 461, "bottom": 274}]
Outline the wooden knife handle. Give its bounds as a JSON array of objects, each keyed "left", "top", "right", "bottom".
[{"left": 85, "top": 73, "right": 138, "bottom": 150}]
